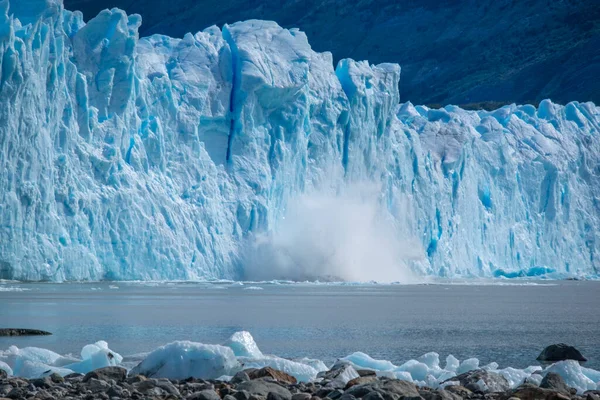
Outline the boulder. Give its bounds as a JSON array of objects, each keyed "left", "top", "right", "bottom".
[
  {"left": 248, "top": 367, "right": 297, "bottom": 384},
  {"left": 0, "top": 371, "right": 6, "bottom": 380},
  {"left": 357, "top": 370, "right": 377, "bottom": 377},
  {"left": 345, "top": 376, "right": 378, "bottom": 389},
  {"left": 346, "top": 379, "right": 421, "bottom": 399},
  {"left": 443, "top": 369, "right": 509, "bottom": 393},
  {"left": 419, "top": 389, "right": 461, "bottom": 400},
  {"left": 540, "top": 373, "right": 571, "bottom": 395},
  {"left": 443, "top": 386, "right": 472, "bottom": 398},
  {"left": 501, "top": 386, "right": 570, "bottom": 400},
  {"left": 188, "top": 389, "right": 222, "bottom": 400},
  {"left": 321, "top": 363, "right": 360, "bottom": 389},
  {"left": 232, "top": 371, "right": 251, "bottom": 384},
  {"left": 235, "top": 380, "right": 292, "bottom": 400},
  {"left": 83, "top": 366, "right": 128, "bottom": 383},
  {"left": 537, "top": 344, "right": 587, "bottom": 363},
  {"left": 292, "top": 393, "right": 312, "bottom": 400}
]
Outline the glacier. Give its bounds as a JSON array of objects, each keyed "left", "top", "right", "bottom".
[{"left": 0, "top": 0, "right": 599, "bottom": 281}]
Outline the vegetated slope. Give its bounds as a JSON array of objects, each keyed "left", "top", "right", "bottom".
[{"left": 63, "top": 0, "right": 600, "bottom": 106}]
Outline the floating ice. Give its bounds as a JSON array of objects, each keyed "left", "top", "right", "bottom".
[
  {"left": 224, "top": 331, "right": 264, "bottom": 358},
  {"left": 0, "top": 331, "right": 599, "bottom": 393},
  {"left": 0, "top": 0, "right": 598, "bottom": 282}
]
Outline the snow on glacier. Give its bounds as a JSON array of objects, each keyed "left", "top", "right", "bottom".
[{"left": 0, "top": 0, "right": 599, "bottom": 281}]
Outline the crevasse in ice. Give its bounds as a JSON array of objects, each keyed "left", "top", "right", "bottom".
[{"left": 0, "top": 0, "right": 599, "bottom": 281}]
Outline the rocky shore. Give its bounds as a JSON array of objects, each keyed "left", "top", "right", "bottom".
[{"left": 2, "top": 364, "right": 599, "bottom": 400}]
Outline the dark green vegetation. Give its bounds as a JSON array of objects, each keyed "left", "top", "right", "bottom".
[{"left": 64, "top": 0, "right": 600, "bottom": 106}]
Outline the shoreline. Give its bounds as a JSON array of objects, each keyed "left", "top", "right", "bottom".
[{"left": 1, "top": 364, "right": 598, "bottom": 400}]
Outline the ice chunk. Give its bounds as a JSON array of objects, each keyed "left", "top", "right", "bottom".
[
  {"left": 457, "top": 358, "right": 480, "bottom": 374},
  {"left": 64, "top": 341, "right": 123, "bottom": 374},
  {"left": 341, "top": 352, "right": 397, "bottom": 371},
  {"left": 223, "top": 331, "right": 264, "bottom": 358},
  {"left": 0, "top": 360, "right": 13, "bottom": 376},
  {"left": 544, "top": 360, "right": 598, "bottom": 393},
  {"left": 129, "top": 341, "right": 239, "bottom": 380}
]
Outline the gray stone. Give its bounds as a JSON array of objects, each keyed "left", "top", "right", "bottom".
[
  {"left": 292, "top": 393, "right": 312, "bottom": 400},
  {"left": 540, "top": 372, "right": 571, "bottom": 395},
  {"left": 363, "top": 392, "right": 386, "bottom": 400},
  {"left": 537, "top": 344, "right": 587, "bottom": 362},
  {"left": 419, "top": 389, "right": 461, "bottom": 400},
  {"left": 0, "top": 385, "right": 12, "bottom": 396},
  {"left": 31, "top": 377, "right": 53, "bottom": 389},
  {"left": 357, "top": 370, "right": 377, "bottom": 377},
  {"left": 235, "top": 380, "right": 292, "bottom": 400},
  {"left": 269, "top": 391, "right": 293, "bottom": 400},
  {"left": 347, "top": 379, "right": 421, "bottom": 399},
  {"left": 443, "top": 369, "right": 510, "bottom": 393},
  {"left": 88, "top": 378, "right": 111, "bottom": 393},
  {"left": 326, "top": 389, "right": 344, "bottom": 400},
  {"left": 0, "top": 370, "right": 6, "bottom": 380},
  {"left": 83, "top": 366, "right": 128, "bottom": 383},
  {"left": 232, "top": 372, "right": 251, "bottom": 384},
  {"left": 235, "top": 390, "right": 252, "bottom": 400},
  {"left": 187, "top": 389, "right": 222, "bottom": 400}
]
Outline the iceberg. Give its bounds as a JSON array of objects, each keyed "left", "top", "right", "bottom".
[{"left": 0, "top": 0, "right": 599, "bottom": 282}]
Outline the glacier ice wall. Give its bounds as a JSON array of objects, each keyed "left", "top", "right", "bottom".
[{"left": 0, "top": 0, "right": 599, "bottom": 281}]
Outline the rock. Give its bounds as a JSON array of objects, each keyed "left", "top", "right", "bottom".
[
  {"left": 126, "top": 375, "right": 147, "bottom": 384},
  {"left": 248, "top": 367, "right": 297, "bottom": 385},
  {"left": 346, "top": 379, "right": 421, "bottom": 399},
  {"left": 0, "top": 329, "right": 52, "bottom": 336},
  {"left": 235, "top": 381, "right": 292, "bottom": 400},
  {"left": 5, "top": 387, "right": 25, "bottom": 399},
  {"left": 339, "top": 394, "right": 357, "bottom": 400},
  {"left": 444, "top": 369, "right": 510, "bottom": 393},
  {"left": 63, "top": 373, "right": 83, "bottom": 381},
  {"left": 537, "top": 344, "right": 587, "bottom": 363},
  {"left": 136, "top": 378, "right": 181, "bottom": 397},
  {"left": 188, "top": 389, "right": 222, "bottom": 400},
  {"left": 83, "top": 366, "right": 128, "bottom": 383},
  {"left": 586, "top": 393, "right": 600, "bottom": 400},
  {"left": 362, "top": 392, "right": 385, "bottom": 400},
  {"left": 345, "top": 376, "right": 377, "bottom": 390},
  {"left": 444, "top": 386, "right": 472, "bottom": 398},
  {"left": 106, "top": 386, "right": 123, "bottom": 397},
  {"left": 235, "top": 390, "right": 252, "bottom": 400},
  {"left": 292, "top": 393, "right": 312, "bottom": 400},
  {"left": 419, "top": 389, "right": 461, "bottom": 400},
  {"left": 48, "top": 373, "right": 63, "bottom": 384},
  {"left": 31, "top": 377, "right": 53, "bottom": 389},
  {"left": 88, "top": 378, "right": 111, "bottom": 393},
  {"left": 321, "top": 363, "right": 360, "bottom": 388},
  {"left": 270, "top": 392, "right": 293, "bottom": 400},
  {"left": 326, "top": 389, "right": 344, "bottom": 400},
  {"left": 0, "top": 371, "right": 6, "bottom": 380},
  {"left": 357, "top": 370, "right": 377, "bottom": 377},
  {"left": 232, "top": 372, "right": 251, "bottom": 384},
  {"left": 0, "top": 385, "right": 12, "bottom": 397},
  {"left": 501, "top": 386, "right": 570, "bottom": 400},
  {"left": 540, "top": 373, "right": 571, "bottom": 395}
]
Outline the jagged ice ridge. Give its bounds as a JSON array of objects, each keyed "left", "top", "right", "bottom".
[{"left": 0, "top": 0, "right": 599, "bottom": 281}]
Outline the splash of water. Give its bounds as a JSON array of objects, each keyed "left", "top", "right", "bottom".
[{"left": 242, "top": 184, "right": 424, "bottom": 283}]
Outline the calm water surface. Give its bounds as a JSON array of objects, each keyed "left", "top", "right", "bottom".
[{"left": 1, "top": 281, "right": 599, "bottom": 369}]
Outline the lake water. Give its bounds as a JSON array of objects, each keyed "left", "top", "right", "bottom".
[{"left": 1, "top": 280, "right": 599, "bottom": 370}]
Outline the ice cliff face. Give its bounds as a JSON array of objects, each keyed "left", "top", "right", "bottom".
[{"left": 0, "top": 0, "right": 599, "bottom": 281}]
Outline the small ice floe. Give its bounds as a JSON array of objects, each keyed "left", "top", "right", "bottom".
[{"left": 243, "top": 286, "right": 264, "bottom": 291}]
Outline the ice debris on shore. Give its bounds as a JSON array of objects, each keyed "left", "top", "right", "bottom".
[{"left": 1, "top": 332, "right": 599, "bottom": 393}]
